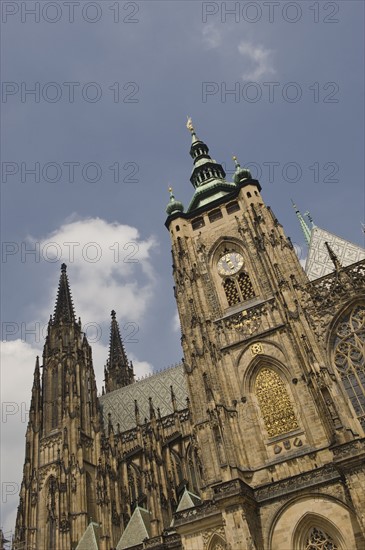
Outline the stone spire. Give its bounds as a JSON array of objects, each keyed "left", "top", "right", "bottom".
[
  {"left": 104, "top": 310, "right": 134, "bottom": 393},
  {"left": 325, "top": 241, "right": 342, "bottom": 271},
  {"left": 291, "top": 200, "right": 313, "bottom": 245},
  {"left": 53, "top": 263, "right": 76, "bottom": 324}
]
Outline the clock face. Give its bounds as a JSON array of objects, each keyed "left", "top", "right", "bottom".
[{"left": 217, "top": 252, "right": 244, "bottom": 276}]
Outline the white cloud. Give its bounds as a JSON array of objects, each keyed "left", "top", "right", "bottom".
[
  {"left": 202, "top": 24, "right": 222, "bottom": 49},
  {"left": 27, "top": 217, "right": 157, "bottom": 325},
  {"left": 172, "top": 311, "right": 181, "bottom": 333},
  {"left": 1, "top": 217, "right": 159, "bottom": 535},
  {"left": 238, "top": 41, "right": 275, "bottom": 80},
  {"left": 1, "top": 339, "right": 41, "bottom": 539}
]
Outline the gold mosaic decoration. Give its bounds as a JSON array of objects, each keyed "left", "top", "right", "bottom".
[
  {"left": 305, "top": 527, "right": 338, "bottom": 550},
  {"left": 255, "top": 368, "right": 299, "bottom": 438},
  {"left": 333, "top": 304, "right": 365, "bottom": 428}
]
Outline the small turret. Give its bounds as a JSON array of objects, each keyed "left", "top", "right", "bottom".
[
  {"left": 166, "top": 187, "right": 184, "bottom": 216},
  {"left": 104, "top": 310, "right": 134, "bottom": 392}
]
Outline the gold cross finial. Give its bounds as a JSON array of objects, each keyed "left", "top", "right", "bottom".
[{"left": 186, "top": 116, "right": 195, "bottom": 133}]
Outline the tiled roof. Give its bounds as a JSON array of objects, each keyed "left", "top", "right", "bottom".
[
  {"left": 75, "top": 522, "right": 100, "bottom": 550},
  {"left": 99, "top": 364, "right": 187, "bottom": 431},
  {"left": 117, "top": 507, "right": 152, "bottom": 549},
  {"left": 305, "top": 226, "right": 365, "bottom": 281}
]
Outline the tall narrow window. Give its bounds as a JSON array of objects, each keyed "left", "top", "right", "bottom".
[
  {"left": 255, "top": 368, "right": 299, "bottom": 437},
  {"left": 305, "top": 526, "right": 338, "bottom": 550},
  {"left": 238, "top": 272, "right": 255, "bottom": 301},
  {"left": 333, "top": 304, "right": 365, "bottom": 428},
  {"left": 51, "top": 369, "right": 58, "bottom": 429},
  {"left": 223, "top": 278, "right": 240, "bottom": 306}
]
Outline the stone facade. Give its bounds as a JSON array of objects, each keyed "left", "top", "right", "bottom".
[{"left": 13, "top": 127, "right": 365, "bottom": 550}]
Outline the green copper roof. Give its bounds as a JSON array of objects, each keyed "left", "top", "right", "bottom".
[
  {"left": 166, "top": 187, "right": 184, "bottom": 215},
  {"left": 187, "top": 179, "right": 237, "bottom": 212}
]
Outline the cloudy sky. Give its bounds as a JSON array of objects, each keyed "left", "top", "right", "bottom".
[{"left": 1, "top": 0, "right": 364, "bottom": 538}]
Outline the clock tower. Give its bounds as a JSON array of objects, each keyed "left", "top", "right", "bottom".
[{"left": 165, "top": 121, "right": 365, "bottom": 549}]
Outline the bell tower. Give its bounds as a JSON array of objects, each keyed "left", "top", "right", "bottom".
[
  {"left": 13, "top": 264, "right": 101, "bottom": 550},
  {"left": 165, "top": 121, "right": 364, "bottom": 549}
]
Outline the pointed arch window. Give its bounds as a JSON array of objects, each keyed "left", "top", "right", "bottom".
[
  {"left": 238, "top": 272, "right": 255, "bottom": 301},
  {"left": 333, "top": 304, "right": 365, "bottom": 428},
  {"left": 223, "top": 272, "right": 255, "bottom": 306},
  {"left": 305, "top": 526, "right": 338, "bottom": 550},
  {"left": 127, "top": 463, "right": 142, "bottom": 510},
  {"left": 255, "top": 368, "right": 299, "bottom": 438}
]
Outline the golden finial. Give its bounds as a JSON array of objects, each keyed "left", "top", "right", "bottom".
[
  {"left": 168, "top": 186, "right": 173, "bottom": 193},
  {"left": 232, "top": 155, "right": 240, "bottom": 167},
  {"left": 186, "top": 116, "right": 195, "bottom": 133}
]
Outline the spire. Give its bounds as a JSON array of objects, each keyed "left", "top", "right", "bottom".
[
  {"left": 32, "top": 356, "right": 40, "bottom": 389},
  {"left": 166, "top": 186, "right": 184, "bottom": 216},
  {"left": 53, "top": 263, "right": 76, "bottom": 324},
  {"left": 324, "top": 241, "right": 342, "bottom": 271},
  {"left": 232, "top": 155, "right": 252, "bottom": 184},
  {"left": 105, "top": 310, "right": 134, "bottom": 392},
  {"left": 186, "top": 117, "right": 226, "bottom": 189},
  {"left": 291, "top": 200, "right": 312, "bottom": 245}
]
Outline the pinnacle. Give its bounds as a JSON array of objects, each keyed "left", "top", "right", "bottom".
[
  {"left": 105, "top": 310, "right": 134, "bottom": 391},
  {"left": 53, "top": 263, "right": 76, "bottom": 324}
]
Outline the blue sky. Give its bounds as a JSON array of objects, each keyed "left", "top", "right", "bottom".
[{"left": 1, "top": 0, "right": 364, "bottom": 538}]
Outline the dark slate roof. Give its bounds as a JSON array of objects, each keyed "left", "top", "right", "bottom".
[{"left": 99, "top": 364, "right": 187, "bottom": 431}]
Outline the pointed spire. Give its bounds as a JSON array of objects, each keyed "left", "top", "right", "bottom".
[
  {"left": 33, "top": 356, "right": 40, "bottom": 389},
  {"left": 53, "top": 263, "right": 76, "bottom": 324},
  {"left": 291, "top": 200, "right": 312, "bottom": 245},
  {"left": 105, "top": 310, "right": 134, "bottom": 392},
  {"left": 186, "top": 118, "right": 226, "bottom": 188},
  {"left": 325, "top": 241, "right": 342, "bottom": 271}
]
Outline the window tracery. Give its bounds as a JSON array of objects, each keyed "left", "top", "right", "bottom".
[
  {"left": 222, "top": 272, "right": 255, "bottom": 306},
  {"left": 333, "top": 304, "right": 365, "bottom": 428},
  {"left": 255, "top": 368, "right": 299, "bottom": 437},
  {"left": 305, "top": 526, "right": 338, "bottom": 550}
]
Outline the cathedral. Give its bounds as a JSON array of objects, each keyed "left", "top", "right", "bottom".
[{"left": 12, "top": 121, "right": 365, "bottom": 550}]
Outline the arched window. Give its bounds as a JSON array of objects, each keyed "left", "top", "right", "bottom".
[
  {"left": 304, "top": 526, "right": 338, "bottom": 549},
  {"left": 333, "top": 304, "right": 365, "bottom": 428},
  {"left": 170, "top": 450, "right": 184, "bottom": 486},
  {"left": 223, "top": 272, "right": 255, "bottom": 307},
  {"left": 223, "top": 278, "right": 240, "bottom": 306},
  {"left": 255, "top": 368, "right": 299, "bottom": 438},
  {"left": 238, "top": 272, "right": 255, "bottom": 301},
  {"left": 127, "top": 463, "right": 142, "bottom": 510},
  {"left": 208, "top": 534, "right": 227, "bottom": 550}
]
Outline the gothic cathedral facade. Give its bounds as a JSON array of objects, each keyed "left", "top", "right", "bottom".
[{"left": 13, "top": 123, "right": 365, "bottom": 550}]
